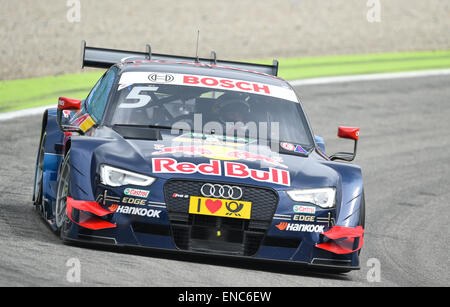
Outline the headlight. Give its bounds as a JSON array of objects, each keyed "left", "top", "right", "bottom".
[
  {"left": 99, "top": 165, "right": 156, "bottom": 187},
  {"left": 286, "top": 188, "right": 336, "bottom": 208}
]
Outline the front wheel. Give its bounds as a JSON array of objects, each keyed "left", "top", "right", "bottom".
[
  {"left": 55, "top": 150, "right": 73, "bottom": 237},
  {"left": 358, "top": 191, "right": 366, "bottom": 256}
]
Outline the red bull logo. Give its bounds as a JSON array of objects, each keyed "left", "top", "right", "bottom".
[{"left": 152, "top": 158, "right": 290, "bottom": 186}]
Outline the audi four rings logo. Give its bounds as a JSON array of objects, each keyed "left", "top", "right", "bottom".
[
  {"left": 148, "top": 73, "right": 174, "bottom": 83},
  {"left": 201, "top": 184, "right": 243, "bottom": 200}
]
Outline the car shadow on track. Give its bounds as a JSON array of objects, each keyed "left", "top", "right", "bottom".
[{"left": 64, "top": 239, "right": 353, "bottom": 281}]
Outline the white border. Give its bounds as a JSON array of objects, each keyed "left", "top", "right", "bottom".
[
  {"left": 289, "top": 69, "right": 450, "bottom": 87},
  {"left": 0, "top": 104, "right": 54, "bottom": 121}
]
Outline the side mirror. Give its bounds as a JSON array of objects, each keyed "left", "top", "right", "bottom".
[
  {"left": 58, "top": 97, "right": 82, "bottom": 111},
  {"left": 329, "top": 126, "right": 359, "bottom": 162},
  {"left": 56, "top": 97, "right": 84, "bottom": 134}
]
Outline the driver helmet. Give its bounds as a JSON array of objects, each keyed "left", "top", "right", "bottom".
[{"left": 216, "top": 98, "right": 251, "bottom": 123}]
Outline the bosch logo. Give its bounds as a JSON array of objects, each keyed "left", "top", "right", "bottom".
[
  {"left": 200, "top": 183, "right": 243, "bottom": 200},
  {"left": 148, "top": 73, "right": 174, "bottom": 83}
]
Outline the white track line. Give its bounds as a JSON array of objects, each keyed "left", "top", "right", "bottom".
[
  {"left": 1, "top": 68, "right": 450, "bottom": 122},
  {"left": 290, "top": 69, "right": 450, "bottom": 87},
  {"left": 0, "top": 105, "right": 54, "bottom": 121}
]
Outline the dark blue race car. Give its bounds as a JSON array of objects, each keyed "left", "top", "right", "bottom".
[{"left": 33, "top": 42, "right": 365, "bottom": 272}]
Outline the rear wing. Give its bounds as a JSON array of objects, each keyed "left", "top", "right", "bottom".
[{"left": 81, "top": 41, "right": 279, "bottom": 76}]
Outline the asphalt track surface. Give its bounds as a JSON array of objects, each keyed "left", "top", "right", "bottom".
[{"left": 0, "top": 75, "right": 448, "bottom": 286}]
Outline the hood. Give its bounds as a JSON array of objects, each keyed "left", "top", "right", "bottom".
[{"left": 94, "top": 128, "right": 340, "bottom": 190}]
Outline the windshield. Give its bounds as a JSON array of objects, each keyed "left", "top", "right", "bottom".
[{"left": 108, "top": 73, "right": 314, "bottom": 148}]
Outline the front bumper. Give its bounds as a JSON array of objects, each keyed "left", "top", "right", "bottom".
[{"left": 64, "top": 179, "right": 364, "bottom": 270}]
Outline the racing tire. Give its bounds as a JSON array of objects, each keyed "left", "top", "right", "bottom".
[
  {"left": 55, "top": 150, "right": 74, "bottom": 239},
  {"left": 358, "top": 191, "right": 366, "bottom": 256},
  {"left": 33, "top": 132, "right": 46, "bottom": 214}
]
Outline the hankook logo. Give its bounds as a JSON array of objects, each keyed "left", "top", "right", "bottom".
[
  {"left": 200, "top": 183, "right": 243, "bottom": 200},
  {"left": 148, "top": 73, "right": 174, "bottom": 83}
]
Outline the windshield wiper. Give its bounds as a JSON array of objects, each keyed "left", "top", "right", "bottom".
[{"left": 113, "top": 124, "right": 174, "bottom": 131}]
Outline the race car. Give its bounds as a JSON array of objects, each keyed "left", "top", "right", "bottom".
[{"left": 32, "top": 41, "right": 365, "bottom": 272}]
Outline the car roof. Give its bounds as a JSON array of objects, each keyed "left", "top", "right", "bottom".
[{"left": 117, "top": 61, "right": 290, "bottom": 88}]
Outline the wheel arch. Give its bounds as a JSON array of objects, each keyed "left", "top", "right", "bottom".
[
  {"left": 323, "top": 162, "right": 364, "bottom": 227},
  {"left": 66, "top": 136, "right": 112, "bottom": 202},
  {"left": 34, "top": 109, "right": 65, "bottom": 218}
]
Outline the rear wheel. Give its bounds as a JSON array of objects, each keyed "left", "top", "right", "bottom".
[
  {"left": 33, "top": 132, "right": 46, "bottom": 212},
  {"left": 55, "top": 150, "right": 73, "bottom": 237},
  {"left": 359, "top": 191, "right": 366, "bottom": 229}
]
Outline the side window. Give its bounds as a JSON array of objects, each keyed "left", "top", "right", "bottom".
[
  {"left": 87, "top": 68, "right": 117, "bottom": 122},
  {"left": 85, "top": 77, "right": 103, "bottom": 107}
]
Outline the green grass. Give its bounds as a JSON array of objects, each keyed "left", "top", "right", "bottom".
[
  {"left": 274, "top": 50, "right": 450, "bottom": 80},
  {"left": 1, "top": 50, "right": 449, "bottom": 113},
  {"left": 0, "top": 72, "right": 103, "bottom": 113}
]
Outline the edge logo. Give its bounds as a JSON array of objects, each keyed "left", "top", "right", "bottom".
[
  {"left": 293, "top": 215, "right": 315, "bottom": 222},
  {"left": 122, "top": 197, "right": 146, "bottom": 206}
]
